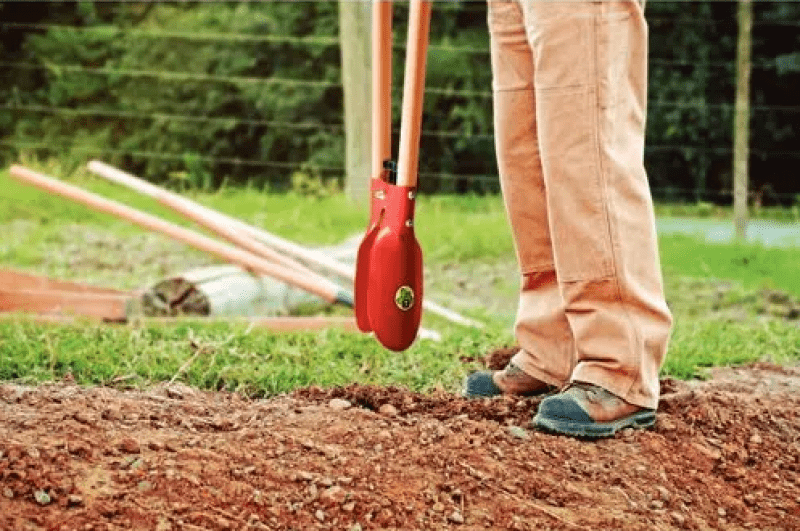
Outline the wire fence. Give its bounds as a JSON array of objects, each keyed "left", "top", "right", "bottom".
[{"left": 0, "top": 3, "right": 798, "bottom": 202}]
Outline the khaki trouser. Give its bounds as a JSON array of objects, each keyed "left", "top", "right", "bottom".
[{"left": 488, "top": 0, "right": 672, "bottom": 409}]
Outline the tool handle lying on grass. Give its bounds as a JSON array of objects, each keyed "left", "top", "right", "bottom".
[
  {"left": 88, "top": 162, "right": 347, "bottom": 303},
  {"left": 10, "top": 165, "right": 353, "bottom": 307},
  {"left": 87, "top": 161, "right": 484, "bottom": 329}
]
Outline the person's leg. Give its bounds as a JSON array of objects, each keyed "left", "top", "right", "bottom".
[
  {"left": 464, "top": 0, "right": 575, "bottom": 398},
  {"left": 517, "top": 0, "right": 672, "bottom": 433}
]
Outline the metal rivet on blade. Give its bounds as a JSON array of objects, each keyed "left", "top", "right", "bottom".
[{"left": 405, "top": 219, "right": 413, "bottom": 227}]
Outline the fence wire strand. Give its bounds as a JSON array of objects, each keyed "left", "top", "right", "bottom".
[{"left": 0, "top": 4, "right": 798, "bottom": 193}]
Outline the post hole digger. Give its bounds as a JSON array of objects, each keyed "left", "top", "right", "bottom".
[{"left": 355, "top": 0, "right": 432, "bottom": 352}]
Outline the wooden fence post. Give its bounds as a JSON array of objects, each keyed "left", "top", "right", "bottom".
[
  {"left": 339, "top": 0, "right": 372, "bottom": 206},
  {"left": 733, "top": 0, "right": 753, "bottom": 241}
]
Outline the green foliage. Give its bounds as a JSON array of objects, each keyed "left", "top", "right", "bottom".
[
  {"left": 0, "top": 1, "right": 798, "bottom": 200},
  {"left": 290, "top": 164, "right": 342, "bottom": 199},
  {"left": 1, "top": 2, "right": 344, "bottom": 189}
]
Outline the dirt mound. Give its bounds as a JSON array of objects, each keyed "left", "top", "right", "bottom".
[{"left": 1, "top": 363, "right": 799, "bottom": 530}]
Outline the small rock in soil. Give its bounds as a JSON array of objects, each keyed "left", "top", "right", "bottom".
[
  {"left": 117, "top": 437, "right": 141, "bottom": 454},
  {"left": 67, "top": 495, "right": 83, "bottom": 507},
  {"left": 449, "top": 510, "right": 465, "bottom": 524},
  {"left": 508, "top": 426, "right": 530, "bottom": 440},
  {"left": 73, "top": 411, "right": 93, "bottom": 425},
  {"left": 320, "top": 485, "right": 347, "bottom": 506},
  {"left": 379, "top": 404, "right": 398, "bottom": 416},
  {"left": 671, "top": 511, "right": 686, "bottom": 525},
  {"left": 34, "top": 490, "right": 51, "bottom": 505},
  {"left": 329, "top": 398, "right": 352, "bottom": 410}
]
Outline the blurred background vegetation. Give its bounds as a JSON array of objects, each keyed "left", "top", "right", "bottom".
[{"left": 0, "top": 1, "right": 797, "bottom": 203}]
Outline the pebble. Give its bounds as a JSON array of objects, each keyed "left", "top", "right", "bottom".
[
  {"left": 449, "top": 510, "right": 465, "bottom": 524},
  {"left": 297, "top": 471, "right": 315, "bottom": 481},
  {"left": 658, "top": 418, "right": 676, "bottom": 431},
  {"left": 3, "top": 487, "right": 13, "bottom": 499},
  {"left": 34, "top": 490, "right": 51, "bottom": 506},
  {"left": 118, "top": 437, "right": 141, "bottom": 454},
  {"left": 379, "top": 404, "right": 398, "bottom": 416},
  {"left": 315, "top": 509, "right": 326, "bottom": 522},
  {"left": 507, "top": 426, "right": 530, "bottom": 440},
  {"left": 320, "top": 485, "right": 347, "bottom": 505},
  {"left": 102, "top": 407, "right": 122, "bottom": 421},
  {"left": 68, "top": 495, "right": 84, "bottom": 507},
  {"left": 329, "top": 398, "right": 352, "bottom": 410},
  {"left": 73, "top": 411, "right": 93, "bottom": 425}
]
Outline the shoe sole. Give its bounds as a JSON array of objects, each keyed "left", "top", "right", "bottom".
[{"left": 532, "top": 410, "right": 656, "bottom": 439}]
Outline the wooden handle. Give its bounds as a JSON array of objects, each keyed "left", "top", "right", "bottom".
[
  {"left": 10, "top": 165, "right": 350, "bottom": 306},
  {"left": 0, "top": 288, "right": 131, "bottom": 321},
  {"left": 372, "top": 0, "right": 393, "bottom": 178},
  {"left": 87, "top": 162, "right": 484, "bottom": 328},
  {"left": 88, "top": 160, "right": 355, "bottom": 281},
  {"left": 396, "top": 0, "right": 431, "bottom": 188},
  {"left": 88, "top": 162, "right": 328, "bottom": 284}
]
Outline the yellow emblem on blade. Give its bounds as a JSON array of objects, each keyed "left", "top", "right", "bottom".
[{"left": 395, "top": 286, "right": 415, "bottom": 311}]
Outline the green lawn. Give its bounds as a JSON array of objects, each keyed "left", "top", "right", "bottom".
[{"left": 1, "top": 164, "right": 798, "bottom": 394}]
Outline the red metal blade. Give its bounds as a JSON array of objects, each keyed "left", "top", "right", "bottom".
[{"left": 366, "top": 183, "right": 422, "bottom": 351}]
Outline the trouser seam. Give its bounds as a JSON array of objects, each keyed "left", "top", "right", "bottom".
[{"left": 591, "top": 8, "right": 644, "bottom": 402}]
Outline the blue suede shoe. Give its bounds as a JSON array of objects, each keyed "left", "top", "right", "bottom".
[{"left": 532, "top": 382, "right": 655, "bottom": 438}]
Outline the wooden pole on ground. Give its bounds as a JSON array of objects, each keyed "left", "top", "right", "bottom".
[
  {"left": 87, "top": 161, "right": 484, "bottom": 329},
  {"left": 9, "top": 165, "right": 353, "bottom": 307}
]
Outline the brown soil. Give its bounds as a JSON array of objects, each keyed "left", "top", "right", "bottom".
[{"left": 2, "top": 360, "right": 799, "bottom": 531}]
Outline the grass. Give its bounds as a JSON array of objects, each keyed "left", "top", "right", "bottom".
[
  {"left": 0, "top": 316, "right": 507, "bottom": 396},
  {"left": 655, "top": 201, "right": 800, "bottom": 223},
  {"left": 664, "top": 319, "right": 800, "bottom": 380},
  {"left": 0, "top": 162, "right": 798, "bottom": 394},
  {"left": 660, "top": 235, "right": 800, "bottom": 297}
]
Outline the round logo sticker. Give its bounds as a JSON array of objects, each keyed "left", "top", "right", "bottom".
[{"left": 395, "top": 286, "right": 415, "bottom": 311}]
